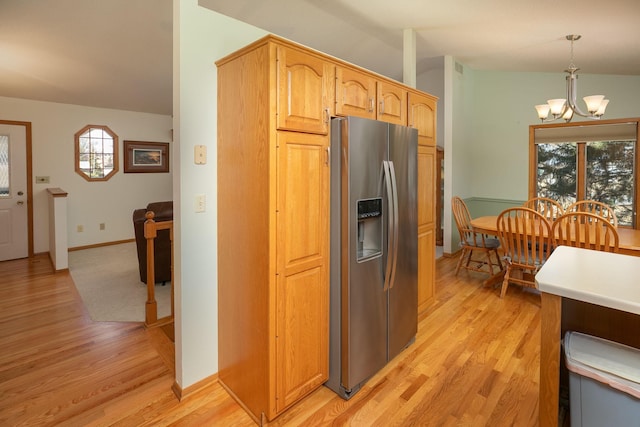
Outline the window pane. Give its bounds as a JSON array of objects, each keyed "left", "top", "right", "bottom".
[
  {"left": 586, "top": 141, "right": 635, "bottom": 226},
  {"left": 0, "top": 135, "right": 8, "bottom": 197},
  {"left": 536, "top": 143, "right": 577, "bottom": 207}
]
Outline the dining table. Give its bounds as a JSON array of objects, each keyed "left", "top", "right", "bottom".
[{"left": 470, "top": 215, "right": 640, "bottom": 257}]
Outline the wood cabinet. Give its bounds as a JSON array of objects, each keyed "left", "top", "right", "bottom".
[
  {"left": 377, "top": 80, "right": 407, "bottom": 125},
  {"left": 217, "top": 37, "right": 330, "bottom": 423},
  {"left": 410, "top": 91, "right": 438, "bottom": 310},
  {"left": 335, "top": 67, "right": 376, "bottom": 120},
  {"left": 277, "top": 46, "right": 334, "bottom": 134},
  {"left": 417, "top": 145, "right": 437, "bottom": 311},
  {"left": 276, "top": 131, "right": 329, "bottom": 412},
  {"left": 217, "top": 34, "right": 437, "bottom": 422},
  {"left": 408, "top": 92, "right": 437, "bottom": 146}
]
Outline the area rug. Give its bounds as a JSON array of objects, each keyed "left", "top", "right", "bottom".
[{"left": 68, "top": 242, "right": 171, "bottom": 322}]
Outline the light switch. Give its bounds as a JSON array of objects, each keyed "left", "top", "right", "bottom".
[
  {"left": 194, "top": 145, "right": 207, "bottom": 165},
  {"left": 195, "top": 194, "right": 206, "bottom": 213}
]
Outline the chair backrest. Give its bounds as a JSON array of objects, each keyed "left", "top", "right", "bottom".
[
  {"left": 523, "top": 197, "right": 564, "bottom": 222},
  {"left": 552, "top": 211, "right": 619, "bottom": 253},
  {"left": 565, "top": 200, "right": 618, "bottom": 227},
  {"left": 452, "top": 196, "right": 484, "bottom": 247},
  {"left": 497, "top": 207, "right": 553, "bottom": 270}
]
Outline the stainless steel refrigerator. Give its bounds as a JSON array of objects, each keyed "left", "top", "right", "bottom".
[{"left": 325, "top": 116, "right": 418, "bottom": 399}]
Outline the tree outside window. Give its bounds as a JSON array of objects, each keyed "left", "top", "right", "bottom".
[
  {"left": 74, "top": 125, "right": 119, "bottom": 181},
  {"left": 536, "top": 140, "right": 635, "bottom": 227}
]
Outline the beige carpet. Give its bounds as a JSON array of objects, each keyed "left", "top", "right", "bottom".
[{"left": 69, "top": 242, "right": 171, "bottom": 322}]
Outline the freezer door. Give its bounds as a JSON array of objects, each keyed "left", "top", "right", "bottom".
[
  {"left": 388, "top": 123, "right": 418, "bottom": 360},
  {"left": 342, "top": 116, "right": 389, "bottom": 391}
]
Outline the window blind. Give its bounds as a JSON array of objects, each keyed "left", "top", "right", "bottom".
[{"left": 534, "top": 122, "right": 637, "bottom": 144}]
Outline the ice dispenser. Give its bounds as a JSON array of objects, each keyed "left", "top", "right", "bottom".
[{"left": 356, "top": 198, "right": 382, "bottom": 261}]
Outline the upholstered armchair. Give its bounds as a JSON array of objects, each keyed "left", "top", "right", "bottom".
[{"left": 132, "top": 201, "right": 173, "bottom": 284}]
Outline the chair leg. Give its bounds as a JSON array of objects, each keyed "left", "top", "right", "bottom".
[
  {"left": 494, "top": 249, "right": 504, "bottom": 271},
  {"left": 485, "top": 250, "right": 494, "bottom": 276},
  {"left": 500, "top": 265, "right": 511, "bottom": 298},
  {"left": 455, "top": 248, "right": 467, "bottom": 275}
]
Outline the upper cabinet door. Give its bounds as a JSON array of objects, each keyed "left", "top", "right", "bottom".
[
  {"left": 277, "top": 46, "right": 334, "bottom": 134},
  {"left": 408, "top": 92, "right": 437, "bottom": 146},
  {"left": 377, "top": 81, "right": 407, "bottom": 125},
  {"left": 335, "top": 67, "right": 376, "bottom": 120}
]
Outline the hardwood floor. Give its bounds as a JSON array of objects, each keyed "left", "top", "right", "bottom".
[{"left": 0, "top": 253, "right": 541, "bottom": 426}]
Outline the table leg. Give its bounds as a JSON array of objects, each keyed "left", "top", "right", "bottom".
[{"left": 540, "top": 292, "right": 562, "bottom": 426}]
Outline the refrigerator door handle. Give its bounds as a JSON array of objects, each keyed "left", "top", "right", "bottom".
[
  {"left": 382, "top": 160, "right": 394, "bottom": 292},
  {"left": 388, "top": 161, "right": 399, "bottom": 288}
]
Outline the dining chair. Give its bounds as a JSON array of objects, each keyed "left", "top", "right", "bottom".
[
  {"left": 451, "top": 196, "right": 503, "bottom": 278},
  {"left": 565, "top": 200, "right": 618, "bottom": 227},
  {"left": 496, "top": 207, "right": 553, "bottom": 298},
  {"left": 552, "top": 211, "right": 619, "bottom": 253},
  {"left": 522, "top": 197, "right": 564, "bottom": 222}
]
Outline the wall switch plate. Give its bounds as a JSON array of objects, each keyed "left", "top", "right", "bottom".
[
  {"left": 99, "top": 223, "right": 105, "bottom": 230},
  {"left": 194, "top": 145, "right": 207, "bottom": 165},
  {"left": 77, "top": 225, "right": 84, "bottom": 232},
  {"left": 36, "top": 176, "right": 50, "bottom": 183},
  {"left": 195, "top": 194, "right": 206, "bottom": 213}
]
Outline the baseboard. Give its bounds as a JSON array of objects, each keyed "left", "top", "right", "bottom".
[
  {"left": 68, "top": 238, "right": 135, "bottom": 252},
  {"left": 172, "top": 372, "right": 219, "bottom": 401}
]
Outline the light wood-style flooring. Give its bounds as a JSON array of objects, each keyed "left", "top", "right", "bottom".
[{"left": 0, "top": 253, "right": 541, "bottom": 426}]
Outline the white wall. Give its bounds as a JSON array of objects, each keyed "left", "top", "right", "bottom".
[
  {"left": 469, "top": 70, "right": 640, "bottom": 201},
  {"left": 173, "top": 0, "right": 266, "bottom": 389},
  {"left": 0, "top": 96, "right": 172, "bottom": 251}
]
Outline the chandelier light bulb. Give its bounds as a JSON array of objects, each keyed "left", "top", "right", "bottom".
[
  {"left": 535, "top": 104, "right": 551, "bottom": 119},
  {"left": 548, "top": 99, "right": 566, "bottom": 115},
  {"left": 583, "top": 95, "right": 605, "bottom": 114},
  {"left": 595, "top": 99, "right": 609, "bottom": 116}
]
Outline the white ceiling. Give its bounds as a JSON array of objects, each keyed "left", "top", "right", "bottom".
[{"left": 2, "top": 0, "right": 640, "bottom": 116}]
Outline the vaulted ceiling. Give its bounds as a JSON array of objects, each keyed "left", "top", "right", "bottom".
[{"left": 2, "top": 0, "right": 639, "bottom": 115}]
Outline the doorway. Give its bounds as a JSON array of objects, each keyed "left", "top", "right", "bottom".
[{"left": 0, "top": 120, "right": 33, "bottom": 261}]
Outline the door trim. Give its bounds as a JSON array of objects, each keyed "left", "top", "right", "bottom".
[{"left": 1, "top": 120, "right": 33, "bottom": 257}]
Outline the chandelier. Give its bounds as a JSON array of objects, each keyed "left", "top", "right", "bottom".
[{"left": 534, "top": 35, "right": 609, "bottom": 123}]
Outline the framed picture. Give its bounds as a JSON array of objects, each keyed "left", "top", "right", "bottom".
[{"left": 124, "top": 140, "right": 169, "bottom": 173}]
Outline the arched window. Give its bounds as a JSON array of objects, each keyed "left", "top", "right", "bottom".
[{"left": 74, "top": 125, "right": 118, "bottom": 181}]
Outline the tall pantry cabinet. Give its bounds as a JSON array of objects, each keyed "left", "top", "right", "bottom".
[{"left": 216, "top": 35, "right": 437, "bottom": 423}]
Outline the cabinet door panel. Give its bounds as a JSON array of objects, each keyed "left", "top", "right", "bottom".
[
  {"left": 276, "top": 266, "right": 328, "bottom": 412},
  {"left": 418, "top": 145, "right": 435, "bottom": 228},
  {"left": 277, "top": 132, "right": 329, "bottom": 275},
  {"left": 418, "top": 227, "right": 435, "bottom": 311},
  {"left": 377, "top": 81, "right": 407, "bottom": 125},
  {"left": 277, "top": 47, "right": 333, "bottom": 134},
  {"left": 335, "top": 67, "right": 376, "bottom": 119},
  {"left": 408, "top": 92, "right": 437, "bottom": 146},
  {"left": 417, "top": 145, "right": 436, "bottom": 311},
  {"left": 276, "top": 130, "right": 329, "bottom": 413}
]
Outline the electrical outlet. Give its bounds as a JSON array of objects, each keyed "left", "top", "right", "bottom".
[
  {"left": 77, "top": 225, "right": 84, "bottom": 232},
  {"left": 99, "top": 223, "right": 105, "bottom": 230}
]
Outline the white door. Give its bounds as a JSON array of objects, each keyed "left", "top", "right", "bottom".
[{"left": 0, "top": 124, "right": 28, "bottom": 261}]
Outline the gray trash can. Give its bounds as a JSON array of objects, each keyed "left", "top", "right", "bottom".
[{"left": 564, "top": 331, "right": 640, "bottom": 427}]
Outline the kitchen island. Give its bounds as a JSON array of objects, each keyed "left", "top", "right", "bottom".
[{"left": 535, "top": 246, "right": 640, "bottom": 426}]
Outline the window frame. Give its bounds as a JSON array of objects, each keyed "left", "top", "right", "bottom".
[
  {"left": 529, "top": 117, "right": 640, "bottom": 229},
  {"left": 74, "top": 124, "right": 119, "bottom": 182}
]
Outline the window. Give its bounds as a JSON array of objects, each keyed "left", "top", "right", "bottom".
[
  {"left": 0, "top": 134, "right": 8, "bottom": 196},
  {"left": 530, "top": 120, "right": 639, "bottom": 228},
  {"left": 74, "top": 125, "right": 118, "bottom": 181}
]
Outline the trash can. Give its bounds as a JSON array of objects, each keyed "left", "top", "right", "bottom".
[{"left": 564, "top": 331, "right": 640, "bottom": 427}]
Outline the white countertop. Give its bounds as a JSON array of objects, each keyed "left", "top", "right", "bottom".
[{"left": 536, "top": 246, "right": 640, "bottom": 315}]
